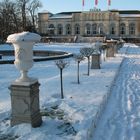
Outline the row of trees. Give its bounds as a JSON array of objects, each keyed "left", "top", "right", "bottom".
[
  {"left": 0, "top": 0, "right": 42, "bottom": 41},
  {"left": 55, "top": 47, "right": 95, "bottom": 99}
]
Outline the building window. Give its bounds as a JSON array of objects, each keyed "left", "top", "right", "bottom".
[
  {"left": 75, "top": 24, "right": 80, "bottom": 35},
  {"left": 120, "top": 23, "right": 126, "bottom": 35},
  {"left": 48, "top": 24, "right": 55, "bottom": 35},
  {"left": 86, "top": 24, "right": 91, "bottom": 35},
  {"left": 98, "top": 23, "right": 104, "bottom": 35},
  {"left": 92, "top": 24, "right": 97, "bottom": 35},
  {"left": 85, "top": 23, "right": 91, "bottom": 35},
  {"left": 110, "top": 23, "right": 116, "bottom": 35},
  {"left": 129, "top": 23, "right": 135, "bottom": 35},
  {"left": 57, "top": 24, "right": 63, "bottom": 35},
  {"left": 66, "top": 24, "right": 71, "bottom": 35}
]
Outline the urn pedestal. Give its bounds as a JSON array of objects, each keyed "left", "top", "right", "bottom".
[
  {"left": 106, "top": 41, "right": 116, "bottom": 57},
  {"left": 91, "top": 53, "right": 101, "bottom": 69},
  {"left": 9, "top": 81, "right": 42, "bottom": 127}
]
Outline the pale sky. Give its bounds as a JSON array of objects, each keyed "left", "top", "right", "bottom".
[{"left": 39, "top": 0, "right": 140, "bottom": 14}]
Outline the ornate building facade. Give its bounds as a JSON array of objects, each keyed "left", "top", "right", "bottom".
[{"left": 38, "top": 10, "right": 140, "bottom": 42}]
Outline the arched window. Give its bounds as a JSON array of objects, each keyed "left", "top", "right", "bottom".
[
  {"left": 57, "top": 24, "right": 63, "bottom": 35},
  {"left": 92, "top": 23, "right": 97, "bottom": 35},
  {"left": 98, "top": 23, "right": 104, "bottom": 35},
  {"left": 48, "top": 24, "right": 55, "bottom": 35},
  {"left": 110, "top": 23, "right": 116, "bottom": 35},
  {"left": 75, "top": 24, "right": 80, "bottom": 35},
  {"left": 85, "top": 23, "right": 91, "bottom": 35},
  {"left": 129, "top": 23, "right": 135, "bottom": 35},
  {"left": 120, "top": 23, "right": 126, "bottom": 35},
  {"left": 66, "top": 24, "right": 71, "bottom": 35}
]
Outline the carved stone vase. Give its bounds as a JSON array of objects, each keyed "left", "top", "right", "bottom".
[{"left": 7, "top": 31, "right": 41, "bottom": 83}]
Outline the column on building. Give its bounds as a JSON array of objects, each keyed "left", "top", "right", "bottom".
[
  {"left": 80, "top": 12, "right": 85, "bottom": 36},
  {"left": 125, "top": 21, "right": 129, "bottom": 37},
  {"left": 115, "top": 22, "right": 120, "bottom": 37},
  {"left": 136, "top": 21, "right": 140, "bottom": 36},
  {"left": 106, "top": 12, "right": 111, "bottom": 36},
  {"left": 71, "top": 22, "right": 75, "bottom": 36},
  {"left": 63, "top": 23, "right": 66, "bottom": 36},
  {"left": 103, "top": 21, "right": 109, "bottom": 37},
  {"left": 54, "top": 23, "right": 57, "bottom": 36}
]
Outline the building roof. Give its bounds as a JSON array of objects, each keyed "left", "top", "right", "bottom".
[
  {"left": 119, "top": 10, "right": 140, "bottom": 14},
  {"left": 40, "top": 10, "right": 140, "bottom": 19},
  {"left": 113, "top": 10, "right": 140, "bottom": 18},
  {"left": 110, "top": 10, "right": 140, "bottom": 14},
  {"left": 57, "top": 11, "right": 82, "bottom": 14}
]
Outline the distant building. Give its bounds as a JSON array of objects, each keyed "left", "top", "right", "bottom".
[{"left": 38, "top": 10, "right": 140, "bottom": 42}]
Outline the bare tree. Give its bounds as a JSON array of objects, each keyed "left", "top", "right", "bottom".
[
  {"left": 0, "top": 0, "right": 41, "bottom": 41},
  {"left": 16, "top": 0, "right": 42, "bottom": 31},
  {"left": 55, "top": 59, "right": 69, "bottom": 99},
  {"left": 0, "top": 0, "right": 21, "bottom": 40},
  {"left": 27, "top": 0, "right": 42, "bottom": 30},
  {"left": 73, "top": 54, "right": 85, "bottom": 84},
  {"left": 80, "top": 47, "right": 94, "bottom": 76},
  {"left": 17, "top": 0, "right": 30, "bottom": 30}
]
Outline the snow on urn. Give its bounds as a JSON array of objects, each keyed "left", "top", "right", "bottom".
[{"left": 7, "top": 32, "right": 41, "bottom": 82}]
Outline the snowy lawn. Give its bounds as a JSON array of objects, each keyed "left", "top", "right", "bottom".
[{"left": 0, "top": 43, "right": 125, "bottom": 140}]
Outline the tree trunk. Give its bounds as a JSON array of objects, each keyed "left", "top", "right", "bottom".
[
  {"left": 60, "top": 68, "right": 64, "bottom": 99},
  {"left": 77, "top": 61, "right": 80, "bottom": 84},
  {"left": 22, "top": 3, "right": 26, "bottom": 31},
  {"left": 87, "top": 56, "right": 90, "bottom": 76}
]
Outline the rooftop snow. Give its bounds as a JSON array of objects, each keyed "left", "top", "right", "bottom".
[
  {"left": 120, "top": 14, "right": 140, "bottom": 17},
  {"left": 49, "top": 14, "right": 72, "bottom": 19}
]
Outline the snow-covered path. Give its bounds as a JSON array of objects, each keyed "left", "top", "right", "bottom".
[{"left": 92, "top": 44, "right": 140, "bottom": 140}]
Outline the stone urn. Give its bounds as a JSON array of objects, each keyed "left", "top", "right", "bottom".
[{"left": 7, "top": 31, "right": 41, "bottom": 83}]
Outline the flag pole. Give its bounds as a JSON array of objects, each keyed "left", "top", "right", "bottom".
[
  {"left": 108, "top": 0, "right": 111, "bottom": 10},
  {"left": 82, "top": 0, "right": 84, "bottom": 12},
  {"left": 95, "top": 0, "right": 98, "bottom": 9}
]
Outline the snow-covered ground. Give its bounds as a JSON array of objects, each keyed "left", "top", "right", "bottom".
[
  {"left": 92, "top": 44, "right": 140, "bottom": 140},
  {"left": 0, "top": 43, "right": 138, "bottom": 140}
]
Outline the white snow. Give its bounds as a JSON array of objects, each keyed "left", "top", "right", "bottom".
[
  {"left": 49, "top": 14, "right": 72, "bottom": 19},
  {"left": 0, "top": 42, "right": 139, "bottom": 140},
  {"left": 92, "top": 44, "right": 140, "bottom": 140},
  {"left": 7, "top": 32, "right": 41, "bottom": 43},
  {"left": 120, "top": 14, "right": 140, "bottom": 18}
]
